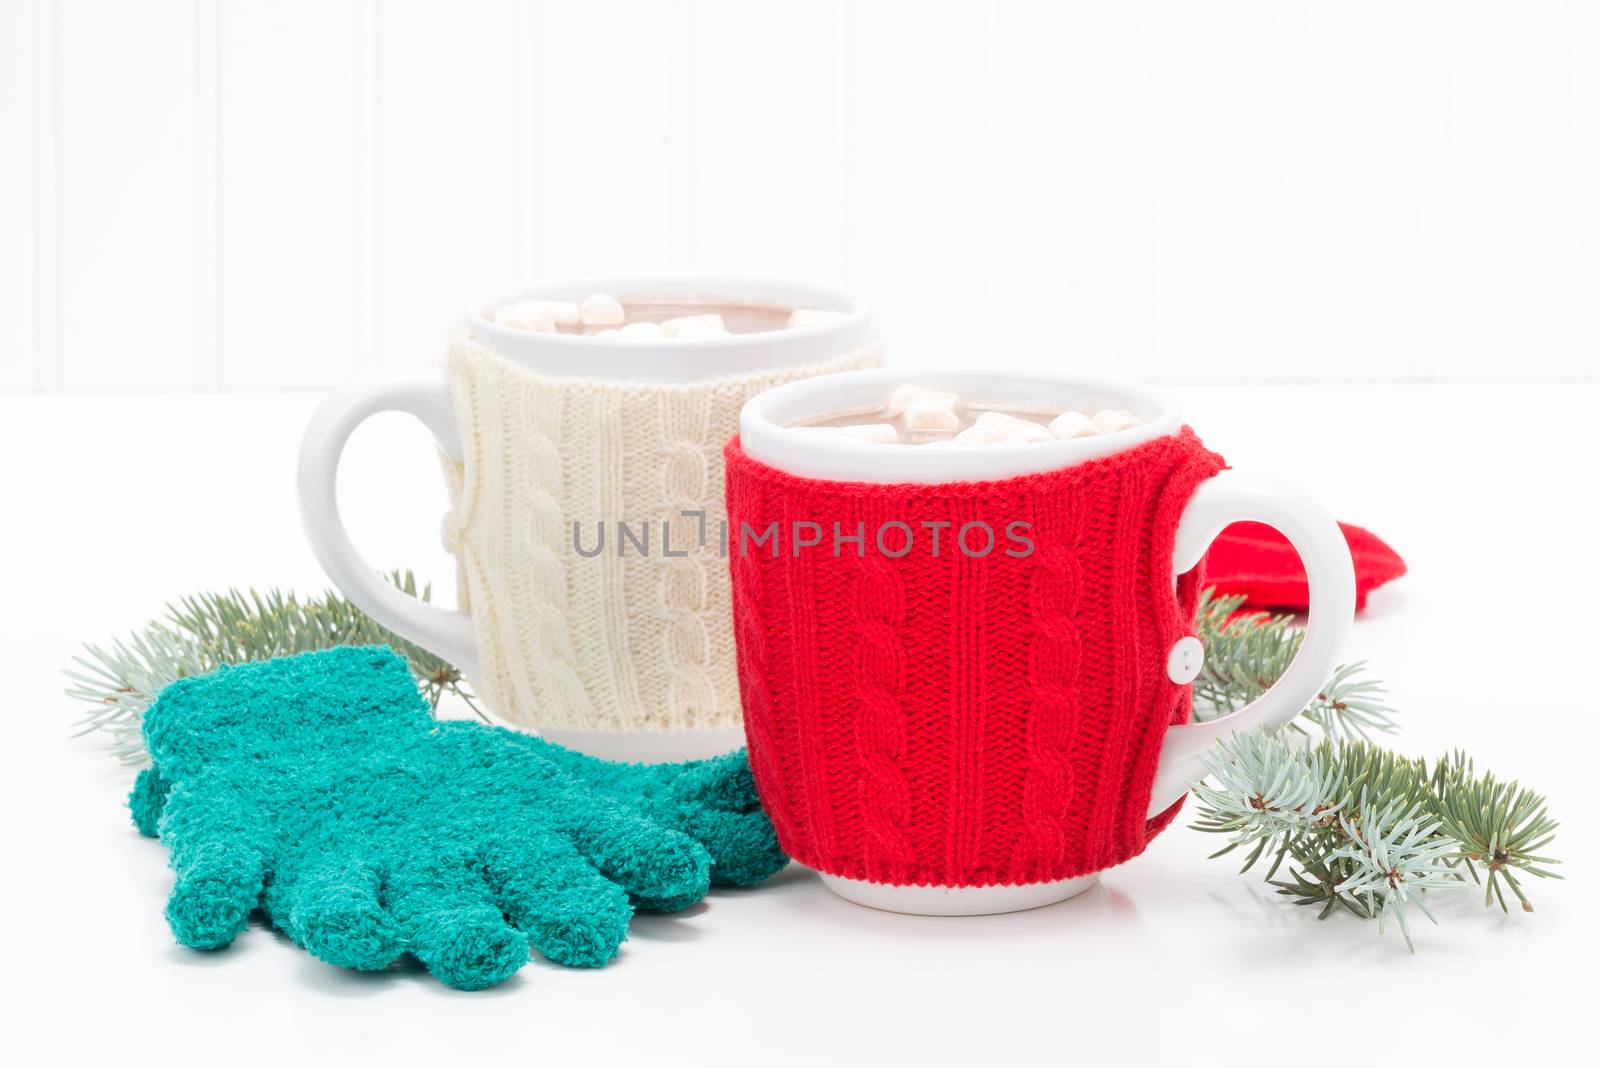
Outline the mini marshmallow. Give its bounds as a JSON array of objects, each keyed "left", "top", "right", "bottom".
[
  {"left": 545, "top": 300, "right": 582, "bottom": 326},
  {"left": 951, "top": 424, "right": 1008, "bottom": 446},
  {"left": 974, "top": 411, "right": 1054, "bottom": 443},
  {"left": 661, "top": 313, "right": 729, "bottom": 339},
  {"left": 834, "top": 423, "right": 899, "bottom": 443},
  {"left": 885, "top": 384, "right": 962, "bottom": 418},
  {"left": 787, "top": 307, "right": 850, "bottom": 330},
  {"left": 580, "top": 293, "right": 625, "bottom": 326},
  {"left": 492, "top": 302, "right": 558, "bottom": 332},
  {"left": 1048, "top": 410, "right": 1100, "bottom": 439},
  {"left": 618, "top": 321, "right": 667, "bottom": 340},
  {"left": 1090, "top": 408, "right": 1142, "bottom": 433},
  {"left": 904, "top": 399, "right": 961, "bottom": 432}
]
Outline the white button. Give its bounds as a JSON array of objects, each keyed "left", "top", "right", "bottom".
[{"left": 1166, "top": 636, "right": 1204, "bottom": 684}]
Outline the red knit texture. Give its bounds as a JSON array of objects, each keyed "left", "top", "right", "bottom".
[{"left": 724, "top": 429, "right": 1226, "bottom": 888}]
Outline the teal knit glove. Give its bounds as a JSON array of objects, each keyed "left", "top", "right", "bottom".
[{"left": 130, "top": 646, "right": 785, "bottom": 990}]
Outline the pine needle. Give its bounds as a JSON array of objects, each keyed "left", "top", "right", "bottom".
[
  {"left": 1191, "top": 590, "right": 1399, "bottom": 739},
  {"left": 64, "top": 571, "right": 483, "bottom": 765},
  {"left": 1193, "top": 734, "right": 1561, "bottom": 949}
]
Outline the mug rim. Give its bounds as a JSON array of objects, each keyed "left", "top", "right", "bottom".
[
  {"left": 465, "top": 275, "right": 876, "bottom": 383},
  {"left": 738, "top": 368, "right": 1183, "bottom": 484}
]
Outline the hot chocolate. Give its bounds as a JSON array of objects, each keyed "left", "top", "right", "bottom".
[{"left": 789, "top": 384, "right": 1144, "bottom": 446}]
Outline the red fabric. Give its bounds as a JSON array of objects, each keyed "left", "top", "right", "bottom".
[
  {"left": 724, "top": 429, "right": 1226, "bottom": 888},
  {"left": 1204, "top": 521, "right": 1406, "bottom": 611}
]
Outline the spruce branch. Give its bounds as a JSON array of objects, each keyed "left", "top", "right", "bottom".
[
  {"left": 1329, "top": 791, "right": 1459, "bottom": 950},
  {"left": 1188, "top": 587, "right": 1561, "bottom": 945},
  {"left": 1191, "top": 590, "right": 1398, "bottom": 739},
  {"left": 65, "top": 571, "right": 482, "bottom": 765},
  {"left": 1427, "top": 751, "right": 1562, "bottom": 914},
  {"left": 1193, "top": 733, "right": 1561, "bottom": 950}
]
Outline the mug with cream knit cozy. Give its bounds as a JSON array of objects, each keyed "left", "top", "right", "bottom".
[
  {"left": 726, "top": 369, "right": 1356, "bottom": 914},
  {"left": 299, "top": 277, "right": 882, "bottom": 761}
]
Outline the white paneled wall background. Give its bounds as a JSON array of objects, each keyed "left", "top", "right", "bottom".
[{"left": 3, "top": 0, "right": 1597, "bottom": 393}]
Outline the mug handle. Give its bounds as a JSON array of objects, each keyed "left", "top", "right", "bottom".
[
  {"left": 296, "top": 365, "right": 480, "bottom": 678},
  {"left": 1146, "top": 469, "right": 1356, "bottom": 815}
]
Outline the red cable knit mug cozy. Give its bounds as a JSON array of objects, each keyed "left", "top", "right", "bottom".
[{"left": 727, "top": 370, "right": 1357, "bottom": 915}]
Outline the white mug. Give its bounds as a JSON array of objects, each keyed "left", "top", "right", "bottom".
[
  {"left": 298, "top": 276, "right": 881, "bottom": 761},
  {"left": 729, "top": 368, "right": 1356, "bottom": 914}
]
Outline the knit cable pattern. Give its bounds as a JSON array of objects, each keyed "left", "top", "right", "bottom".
[
  {"left": 442, "top": 335, "right": 881, "bottom": 734},
  {"left": 724, "top": 429, "right": 1225, "bottom": 887},
  {"left": 1011, "top": 487, "right": 1083, "bottom": 881},
  {"left": 851, "top": 515, "right": 916, "bottom": 882}
]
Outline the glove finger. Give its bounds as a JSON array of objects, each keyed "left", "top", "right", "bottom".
[
  {"left": 161, "top": 787, "right": 265, "bottom": 950},
  {"left": 129, "top": 766, "right": 174, "bottom": 838},
  {"left": 671, "top": 807, "right": 787, "bottom": 888},
  {"left": 166, "top": 843, "right": 264, "bottom": 950},
  {"left": 386, "top": 864, "right": 529, "bottom": 992},
  {"left": 656, "top": 753, "right": 787, "bottom": 887},
  {"left": 482, "top": 832, "right": 632, "bottom": 969},
  {"left": 566, "top": 798, "right": 712, "bottom": 912},
  {"left": 277, "top": 861, "right": 404, "bottom": 973}
]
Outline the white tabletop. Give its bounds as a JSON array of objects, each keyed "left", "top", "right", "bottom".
[{"left": 4, "top": 382, "right": 1594, "bottom": 1064}]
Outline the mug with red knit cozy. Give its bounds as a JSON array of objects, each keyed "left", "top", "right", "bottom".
[{"left": 723, "top": 369, "right": 1358, "bottom": 915}]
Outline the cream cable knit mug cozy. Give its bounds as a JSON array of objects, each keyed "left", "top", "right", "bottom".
[{"left": 299, "top": 277, "right": 882, "bottom": 761}]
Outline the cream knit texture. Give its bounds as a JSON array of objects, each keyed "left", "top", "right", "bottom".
[{"left": 441, "top": 335, "right": 881, "bottom": 734}]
